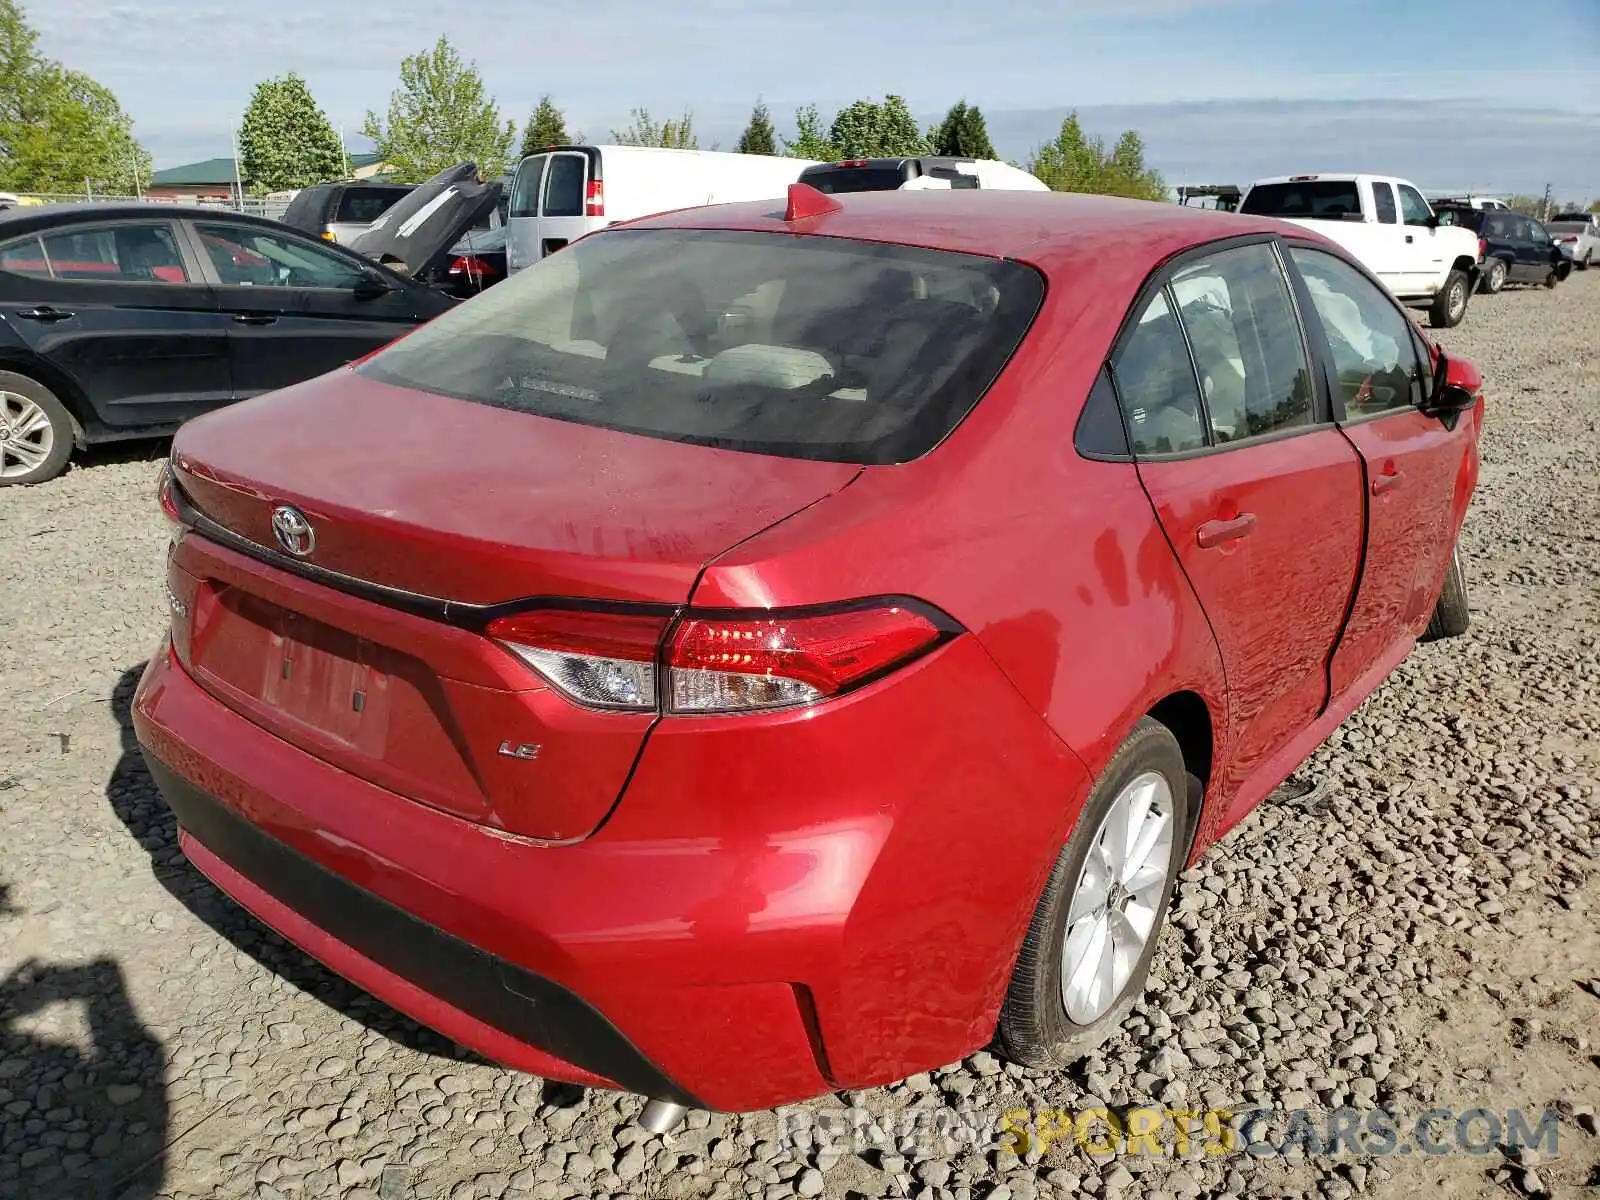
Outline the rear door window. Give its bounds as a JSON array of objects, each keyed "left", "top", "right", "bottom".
[
  {"left": 38, "top": 223, "right": 188, "bottom": 283},
  {"left": 509, "top": 156, "right": 547, "bottom": 219},
  {"left": 1169, "top": 243, "right": 1315, "bottom": 443},
  {"left": 358, "top": 227, "right": 1043, "bottom": 464},
  {"left": 541, "top": 154, "right": 586, "bottom": 217}
]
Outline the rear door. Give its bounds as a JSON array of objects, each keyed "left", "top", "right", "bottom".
[
  {"left": 185, "top": 219, "right": 426, "bottom": 398},
  {"left": 536, "top": 151, "right": 592, "bottom": 258},
  {"left": 0, "top": 218, "right": 231, "bottom": 430},
  {"left": 1111, "top": 239, "right": 1364, "bottom": 800},
  {"left": 1286, "top": 245, "right": 1463, "bottom": 701},
  {"left": 505, "top": 154, "right": 547, "bottom": 274}
]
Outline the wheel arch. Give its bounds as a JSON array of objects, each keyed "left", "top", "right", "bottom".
[
  {"left": 1144, "top": 690, "right": 1215, "bottom": 859},
  {"left": 0, "top": 350, "right": 90, "bottom": 447}
]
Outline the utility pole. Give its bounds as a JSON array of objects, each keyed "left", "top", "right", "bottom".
[
  {"left": 1541, "top": 183, "right": 1552, "bottom": 221},
  {"left": 339, "top": 124, "right": 351, "bottom": 178},
  {"left": 231, "top": 121, "right": 245, "bottom": 211}
]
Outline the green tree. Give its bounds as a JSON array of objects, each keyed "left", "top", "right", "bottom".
[
  {"left": 829, "top": 94, "right": 929, "bottom": 158},
  {"left": 361, "top": 36, "right": 516, "bottom": 182},
  {"left": 1589, "top": 199, "right": 1600, "bottom": 214},
  {"left": 238, "top": 73, "right": 345, "bottom": 193},
  {"left": 611, "top": 106, "right": 697, "bottom": 149},
  {"left": 1027, "top": 111, "right": 1164, "bottom": 201},
  {"left": 735, "top": 100, "right": 776, "bottom": 155},
  {"left": 783, "top": 104, "right": 836, "bottom": 160},
  {"left": 930, "top": 100, "right": 996, "bottom": 159},
  {"left": 518, "top": 94, "right": 571, "bottom": 159},
  {"left": 0, "top": 0, "right": 150, "bottom": 194}
]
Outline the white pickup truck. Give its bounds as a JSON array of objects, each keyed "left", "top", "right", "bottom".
[{"left": 1238, "top": 174, "right": 1482, "bottom": 328}]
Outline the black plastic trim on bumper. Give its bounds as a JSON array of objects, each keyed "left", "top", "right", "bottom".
[{"left": 143, "top": 755, "right": 702, "bottom": 1108}]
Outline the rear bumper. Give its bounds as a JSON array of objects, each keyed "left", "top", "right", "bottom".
[
  {"left": 146, "top": 754, "right": 701, "bottom": 1105},
  {"left": 133, "top": 631, "right": 1089, "bottom": 1110}
]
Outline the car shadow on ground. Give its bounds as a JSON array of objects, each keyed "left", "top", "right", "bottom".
[
  {"left": 0, "top": 885, "right": 169, "bottom": 1199},
  {"left": 105, "top": 663, "right": 478, "bottom": 1068}
]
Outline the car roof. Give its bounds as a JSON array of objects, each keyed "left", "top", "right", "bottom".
[
  {"left": 618, "top": 190, "right": 1322, "bottom": 277},
  {"left": 0, "top": 203, "right": 293, "bottom": 235}
]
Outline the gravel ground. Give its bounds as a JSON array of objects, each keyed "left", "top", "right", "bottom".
[{"left": 1, "top": 273, "right": 1597, "bottom": 1200}]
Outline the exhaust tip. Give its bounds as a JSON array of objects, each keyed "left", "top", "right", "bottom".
[{"left": 637, "top": 1099, "right": 688, "bottom": 1134}]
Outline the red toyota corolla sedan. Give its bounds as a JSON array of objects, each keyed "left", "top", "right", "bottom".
[{"left": 133, "top": 187, "right": 1482, "bottom": 1126}]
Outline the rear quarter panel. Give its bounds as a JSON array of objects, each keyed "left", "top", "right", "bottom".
[{"left": 694, "top": 245, "right": 1231, "bottom": 840}]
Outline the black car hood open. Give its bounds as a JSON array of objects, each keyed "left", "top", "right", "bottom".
[{"left": 348, "top": 164, "right": 501, "bottom": 280}]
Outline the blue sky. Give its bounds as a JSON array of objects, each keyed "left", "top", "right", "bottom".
[{"left": 31, "top": 0, "right": 1600, "bottom": 199}]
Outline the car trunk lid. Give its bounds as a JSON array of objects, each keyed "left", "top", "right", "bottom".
[{"left": 167, "top": 370, "right": 859, "bottom": 841}]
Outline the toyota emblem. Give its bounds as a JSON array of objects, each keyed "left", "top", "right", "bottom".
[{"left": 270, "top": 505, "right": 316, "bottom": 557}]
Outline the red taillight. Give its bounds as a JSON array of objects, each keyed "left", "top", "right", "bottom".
[
  {"left": 1478, "top": 237, "right": 1488, "bottom": 260},
  {"left": 448, "top": 254, "right": 490, "bottom": 278},
  {"left": 667, "top": 606, "right": 945, "bottom": 713},
  {"left": 484, "top": 602, "right": 952, "bottom": 715},
  {"left": 585, "top": 179, "right": 604, "bottom": 217},
  {"left": 485, "top": 609, "right": 668, "bottom": 711},
  {"left": 837, "top": 159, "right": 868, "bottom": 168},
  {"left": 157, "top": 463, "right": 180, "bottom": 523}
]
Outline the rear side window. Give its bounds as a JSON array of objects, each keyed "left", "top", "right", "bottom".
[
  {"left": 509, "top": 155, "right": 547, "bottom": 219},
  {"left": 542, "top": 154, "right": 585, "bottom": 217},
  {"left": 1168, "top": 243, "right": 1313, "bottom": 443},
  {"left": 336, "top": 188, "right": 404, "bottom": 224},
  {"left": 1372, "top": 183, "right": 1398, "bottom": 224},
  {"left": 1240, "top": 180, "right": 1361, "bottom": 219},
  {"left": 1111, "top": 290, "right": 1206, "bottom": 456},
  {"left": 0, "top": 235, "right": 48, "bottom": 277},
  {"left": 359, "top": 228, "right": 1044, "bottom": 465},
  {"left": 801, "top": 166, "right": 912, "bottom": 194}
]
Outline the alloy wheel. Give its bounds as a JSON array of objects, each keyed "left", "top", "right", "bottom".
[
  {"left": 1449, "top": 280, "right": 1467, "bottom": 320},
  {"left": 0, "top": 390, "right": 54, "bottom": 480},
  {"left": 1060, "top": 770, "right": 1177, "bottom": 1024}
]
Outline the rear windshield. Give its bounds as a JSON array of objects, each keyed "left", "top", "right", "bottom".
[
  {"left": 1547, "top": 222, "right": 1586, "bottom": 235},
  {"left": 336, "top": 187, "right": 405, "bottom": 224},
  {"left": 1240, "top": 180, "right": 1362, "bottom": 219},
  {"left": 509, "top": 155, "right": 547, "bottom": 219},
  {"left": 800, "top": 166, "right": 911, "bottom": 194},
  {"left": 359, "top": 228, "right": 1044, "bottom": 464},
  {"left": 1436, "top": 208, "right": 1485, "bottom": 231}
]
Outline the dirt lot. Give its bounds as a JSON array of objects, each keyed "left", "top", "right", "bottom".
[{"left": 1, "top": 272, "right": 1597, "bottom": 1200}]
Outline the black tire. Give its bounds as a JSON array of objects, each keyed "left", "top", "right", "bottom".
[
  {"left": 997, "top": 718, "right": 1189, "bottom": 1069},
  {"left": 1422, "top": 548, "right": 1470, "bottom": 642},
  {"left": 1544, "top": 269, "right": 1560, "bottom": 289},
  {"left": 1480, "top": 259, "right": 1508, "bottom": 294},
  {"left": 0, "top": 370, "right": 74, "bottom": 486},
  {"left": 1428, "top": 269, "right": 1470, "bottom": 328},
  {"left": 1579, "top": 251, "right": 1591, "bottom": 271}
]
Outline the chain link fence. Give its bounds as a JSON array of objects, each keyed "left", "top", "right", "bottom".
[{"left": 8, "top": 193, "right": 292, "bottom": 221}]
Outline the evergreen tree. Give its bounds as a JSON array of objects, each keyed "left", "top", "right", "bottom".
[
  {"left": 735, "top": 100, "right": 776, "bottom": 155},
  {"left": 518, "top": 94, "right": 570, "bottom": 159},
  {"left": 1028, "top": 111, "right": 1164, "bottom": 201},
  {"left": 930, "top": 100, "right": 997, "bottom": 159}
]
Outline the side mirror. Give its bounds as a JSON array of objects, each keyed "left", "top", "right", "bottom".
[
  {"left": 353, "top": 269, "right": 394, "bottom": 301},
  {"left": 1422, "top": 349, "right": 1480, "bottom": 428},
  {"left": 1425, "top": 214, "right": 1440, "bottom": 229}
]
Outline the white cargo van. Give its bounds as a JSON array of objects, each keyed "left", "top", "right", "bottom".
[
  {"left": 798, "top": 157, "right": 1049, "bottom": 194},
  {"left": 505, "top": 145, "right": 818, "bottom": 274}
]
